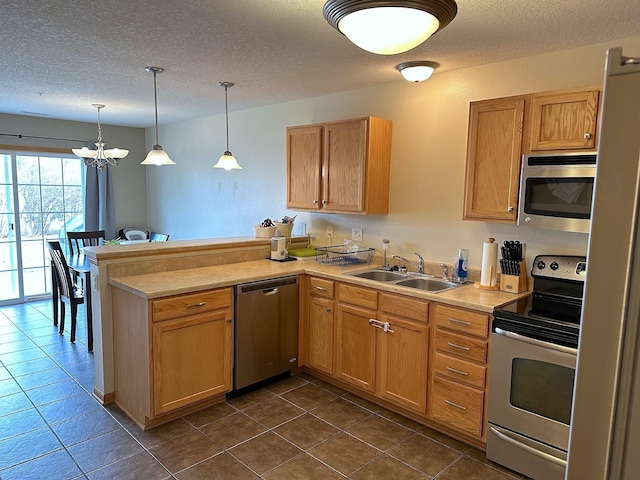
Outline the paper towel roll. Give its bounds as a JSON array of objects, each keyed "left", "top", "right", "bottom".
[{"left": 480, "top": 238, "right": 498, "bottom": 287}]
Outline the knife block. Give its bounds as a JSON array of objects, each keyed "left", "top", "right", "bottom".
[{"left": 500, "top": 261, "right": 528, "bottom": 294}]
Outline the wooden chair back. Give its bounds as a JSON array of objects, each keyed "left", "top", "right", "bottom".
[
  {"left": 67, "top": 230, "right": 105, "bottom": 255},
  {"left": 46, "top": 240, "right": 76, "bottom": 300}
]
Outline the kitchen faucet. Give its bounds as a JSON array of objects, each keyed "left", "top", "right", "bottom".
[
  {"left": 440, "top": 263, "right": 449, "bottom": 280},
  {"left": 392, "top": 252, "right": 424, "bottom": 274}
]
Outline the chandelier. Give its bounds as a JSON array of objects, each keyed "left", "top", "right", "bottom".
[{"left": 72, "top": 104, "right": 129, "bottom": 169}]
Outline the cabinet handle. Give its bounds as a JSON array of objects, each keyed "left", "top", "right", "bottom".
[
  {"left": 368, "top": 319, "right": 394, "bottom": 333},
  {"left": 445, "top": 399, "right": 467, "bottom": 410},
  {"left": 446, "top": 366, "right": 469, "bottom": 376},
  {"left": 507, "top": 206, "right": 514, "bottom": 213},
  {"left": 584, "top": 132, "right": 592, "bottom": 140},
  {"left": 448, "top": 317, "right": 471, "bottom": 327},
  {"left": 313, "top": 200, "right": 319, "bottom": 204},
  {"left": 321, "top": 199, "right": 327, "bottom": 205},
  {"left": 313, "top": 285, "right": 327, "bottom": 291},
  {"left": 326, "top": 308, "right": 332, "bottom": 313},
  {"left": 447, "top": 341, "right": 470, "bottom": 351},
  {"left": 186, "top": 302, "right": 207, "bottom": 309}
]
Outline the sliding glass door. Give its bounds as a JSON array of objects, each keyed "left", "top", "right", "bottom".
[{"left": 0, "top": 152, "right": 84, "bottom": 305}]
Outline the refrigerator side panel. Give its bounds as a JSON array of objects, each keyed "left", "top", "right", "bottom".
[{"left": 567, "top": 48, "right": 640, "bottom": 480}]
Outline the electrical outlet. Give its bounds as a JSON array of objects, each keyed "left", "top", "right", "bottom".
[
  {"left": 352, "top": 227, "right": 363, "bottom": 241},
  {"left": 326, "top": 226, "right": 333, "bottom": 239}
]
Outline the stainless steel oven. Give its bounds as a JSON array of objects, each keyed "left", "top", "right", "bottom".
[
  {"left": 488, "top": 255, "right": 586, "bottom": 480},
  {"left": 518, "top": 153, "right": 596, "bottom": 233}
]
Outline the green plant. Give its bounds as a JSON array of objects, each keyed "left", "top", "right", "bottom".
[{"left": 104, "top": 238, "right": 121, "bottom": 245}]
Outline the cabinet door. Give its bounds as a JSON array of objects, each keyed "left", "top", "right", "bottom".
[
  {"left": 335, "top": 303, "right": 376, "bottom": 392},
  {"left": 463, "top": 96, "right": 526, "bottom": 222},
  {"left": 308, "top": 296, "right": 334, "bottom": 375},
  {"left": 152, "top": 309, "right": 232, "bottom": 416},
  {"left": 376, "top": 314, "right": 428, "bottom": 414},
  {"left": 287, "top": 125, "right": 323, "bottom": 210},
  {"left": 529, "top": 89, "right": 600, "bottom": 151},
  {"left": 324, "top": 119, "right": 367, "bottom": 212}
]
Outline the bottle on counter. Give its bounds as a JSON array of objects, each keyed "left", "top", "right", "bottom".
[{"left": 454, "top": 248, "right": 469, "bottom": 282}]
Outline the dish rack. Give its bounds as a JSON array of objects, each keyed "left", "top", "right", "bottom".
[{"left": 315, "top": 244, "right": 374, "bottom": 267}]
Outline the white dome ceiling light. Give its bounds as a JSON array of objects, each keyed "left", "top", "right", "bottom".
[
  {"left": 397, "top": 60, "right": 439, "bottom": 82},
  {"left": 322, "top": 0, "right": 457, "bottom": 55}
]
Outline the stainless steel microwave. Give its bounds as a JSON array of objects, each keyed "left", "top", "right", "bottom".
[{"left": 518, "top": 153, "right": 596, "bottom": 233}]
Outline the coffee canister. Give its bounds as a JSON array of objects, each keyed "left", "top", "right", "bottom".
[{"left": 270, "top": 237, "right": 287, "bottom": 260}]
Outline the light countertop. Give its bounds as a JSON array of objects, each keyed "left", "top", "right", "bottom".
[{"left": 109, "top": 258, "right": 528, "bottom": 313}]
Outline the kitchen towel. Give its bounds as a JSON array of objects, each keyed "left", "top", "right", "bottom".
[{"left": 480, "top": 238, "right": 498, "bottom": 287}]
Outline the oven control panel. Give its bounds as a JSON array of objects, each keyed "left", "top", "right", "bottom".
[{"left": 531, "top": 255, "right": 587, "bottom": 281}]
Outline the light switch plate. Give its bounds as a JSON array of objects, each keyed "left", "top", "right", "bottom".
[{"left": 352, "top": 228, "right": 363, "bottom": 241}]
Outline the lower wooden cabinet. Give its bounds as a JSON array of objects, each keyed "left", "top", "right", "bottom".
[
  {"left": 307, "top": 277, "right": 335, "bottom": 375},
  {"left": 112, "top": 286, "right": 232, "bottom": 429},
  {"left": 153, "top": 309, "right": 232, "bottom": 415},
  {"left": 428, "top": 303, "right": 490, "bottom": 441}
]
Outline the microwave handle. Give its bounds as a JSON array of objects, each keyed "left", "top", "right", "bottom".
[{"left": 494, "top": 327, "right": 578, "bottom": 356}]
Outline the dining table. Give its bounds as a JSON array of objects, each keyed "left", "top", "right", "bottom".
[{"left": 53, "top": 254, "right": 93, "bottom": 352}]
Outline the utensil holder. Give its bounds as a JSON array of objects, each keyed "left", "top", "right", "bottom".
[{"left": 500, "top": 261, "right": 528, "bottom": 294}]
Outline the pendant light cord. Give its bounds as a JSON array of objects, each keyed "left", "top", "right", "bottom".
[
  {"left": 224, "top": 84, "right": 230, "bottom": 152},
  {"left": 153, "top": 72, "right": 159, "bottom": 146}
]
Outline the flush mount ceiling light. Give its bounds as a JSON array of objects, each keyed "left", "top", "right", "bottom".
[
  {"left": 141, "top": 66, "right": 175, "bottom": 166},
  {"left": 323, "top": 0, "right": 457, "bottom": 55},
  {"left": 72, "top": 104, "right": 129, "bottom": 170},
  {"left": 213, "top": 81, "right": 242, "bottom": 170},
  {"left": 397, "top": 60, "right": 439, "bottom": 82}
]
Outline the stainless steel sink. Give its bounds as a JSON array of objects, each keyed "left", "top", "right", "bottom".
[
  {"left": 395, "top": 277, "right": 459, "bottom": 292},
  {"left": 350, "top": 269, "right": 409, "bottom": 282}
]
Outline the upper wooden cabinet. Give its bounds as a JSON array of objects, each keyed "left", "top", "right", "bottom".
[
  {"left": 463, "top": 96, "right": 526, "bottom": 222},
  {"left": 286, "top": 117, "right": 393, "bottom": 214},
  {"left": 463, "top": 85, "right": 601, "bottom": 222},
  {"left": 528, "top": 88, "right": 600, "bottom": 152}
]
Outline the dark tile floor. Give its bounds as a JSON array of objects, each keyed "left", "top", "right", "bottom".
[{"left": 0, "top": 299, "right": 528, "bottom": 479}]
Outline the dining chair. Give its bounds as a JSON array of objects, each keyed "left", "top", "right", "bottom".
[
  {"left": 46, "top": 240, "right": 84, "bottom": 344},
  {"left": 149, "top": 232, "right": 170, "bottom": 242},
  {"left": 67, "top": 230, "right": 105, "bottom": 255}
]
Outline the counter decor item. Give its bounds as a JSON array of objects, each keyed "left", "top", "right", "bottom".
[
  {"left": 475, "top": 237, "right": 499, "bottom": 290},
  {"left": 499, "top": 240, "right": 528, "bottom": 293},
  {"left": 453, "top": 248, "right": 469, "bottom": 282},
  {"left": 274, "top": 215, "right": 296, "bottom": 237},
  {"left": 254, "top": 218, "right": 277, "bottom": 238}
]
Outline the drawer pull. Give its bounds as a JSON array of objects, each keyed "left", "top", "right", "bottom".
[
  {"left": 445, "top": 399, "right": 467, "bottom": 410},
  {"left": 368, "top": 319, "right": 394, "bottom": 333},
  {"left": 446, "top": 366, "right": 469, "bottom": 376},
  {"left": 448, "top": 317, "right": 471, "bottom": 326},
  {"left": 447, "top": 341, "right": 470, "bottom": 351},
  {"left": 313, "top": 285, "right": 328, "bottom": 291},
  {"left": 186, "top": 302, "right": 207, "bottom": 309}
]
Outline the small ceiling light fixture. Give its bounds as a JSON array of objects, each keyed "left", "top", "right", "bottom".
[
  {"left": 213, "top": 81, "right": 242, "bottom": 170},
  {"left": 72, "top": 104, "right": 129, "bottom": 170},
  {"left": 322, "top": 0, "right": 457, "bottom": 55},
  {"left": 396, "top": 60, "right": 439, "bottom": 82},
  {"left": 141, "top": 66, "right": 175, "bottom": 166}
]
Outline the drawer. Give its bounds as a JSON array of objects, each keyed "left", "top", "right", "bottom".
[
  {"left": 430, "top": 376, "right": 484, "bottom": 437},
  {"left": 434, "top": 330, "right": 488, "bottom": 363},
  {"left": 338, "top": 283, "right": 378, "bottom": 310},
  {"left": 152, "top": 288, "right": 232, "bottom": 322},
  {"left": 309, "top": 277, "right": 335, "bottom": 299},
  {"left": 434, "top": 352, "right": 486, "bottom": 389},
  {"left": 380, "top": 293, "right": 428, "bottom": 323},
  {"left": 435, "top": 304, "right": 489, "bottom": 338}
]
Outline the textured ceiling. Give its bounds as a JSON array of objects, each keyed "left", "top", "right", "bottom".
[{"left": 1, "top": 0, "right": 639, "bottom": 128}]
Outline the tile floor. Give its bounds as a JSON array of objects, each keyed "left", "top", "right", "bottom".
[{"left": 0, "top": 299, "right": 529, "bottom": 479}]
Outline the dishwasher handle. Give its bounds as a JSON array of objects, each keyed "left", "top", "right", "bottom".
[{"left": 262, "top": 288, "right": 279, "bottom": 296}]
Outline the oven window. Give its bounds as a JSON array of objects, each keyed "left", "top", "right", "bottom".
[
  {"left": 524, "top": 177, "right": 594, "bottom": 219},
  {"left": 510, "top": 358, "right": 575, "bottom": 425}
]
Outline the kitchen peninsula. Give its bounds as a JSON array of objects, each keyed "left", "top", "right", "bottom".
[{"left": 84, "top": 237, "right": 528, "bottom": 447}]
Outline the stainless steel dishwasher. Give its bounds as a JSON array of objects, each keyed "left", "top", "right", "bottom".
[{"left": 233, "top": 275, "right": 299, "bottom": 394}]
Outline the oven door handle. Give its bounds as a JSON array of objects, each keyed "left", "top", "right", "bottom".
[
  {"left": 490, "top": 426, "right": 567, "bottom": 468},
  {"left": 494, "top": 327, "right": 578, "bottom": 356}
]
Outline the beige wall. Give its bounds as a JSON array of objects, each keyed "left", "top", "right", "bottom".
[
  {"left": 148, "top": 36, "right": 640, "bottom": 271},
  {"left": 0, "top": 113, "right": 147, "bottom": 232}
]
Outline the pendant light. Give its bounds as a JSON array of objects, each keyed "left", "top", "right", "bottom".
[
  {"left": 72, "top": 104, "right": 129, "bottom": 170},
  {"left": 397, "top": 60, "right": 439, "bottom": 82},
  {"left": 141, "top": 66, "right": 175, "bottom": 165},
  {"left": 213, "top": 81, "right": 242, "bottom": 170},
  {"left": 323, "top": 0, "right": 457, "bottom": 55}
]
